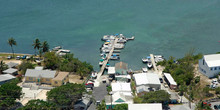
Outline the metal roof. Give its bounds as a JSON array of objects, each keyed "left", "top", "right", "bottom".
[
  {"left": 108, "top": 67, "right": 115, "bottom": 74},
  {"left": 25, "top": 69, "right": 56, "bottom": 78},
  {"left": 204, "top": 54, "right": 220, "bottom": 67},
  {"left": 3, "top": 68, "right": 18, "bottom": 74},
  {"left": 111, "top": 82, "right": 131, "bottom": 92},
  {"left": 128, "top": 103, "right": 162, "bottom": 110},
  {"left": 164, "top": 73, "right": 177, "bottom": 85},
  {"left": 6, "top": 62, "right": 18, "bottom": 68},
  {"left": 0, "top": 74, "right": 16, "bottom": 82},
  {"left": 133, "top": 73, "right": 160, "bottom": 86}
]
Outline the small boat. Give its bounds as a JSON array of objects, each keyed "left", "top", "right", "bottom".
[
  {"left": 112, "top": 53, "right": 120, "bottom": 56},
  {"left": 142, "top": 67, "right": 148, "bottom": 73},
  {"left": 126, "top": 36, "right": 135, "bottom": 40},
  {"left": 105, "top": 63, "right": 110, "bottom": 69},
  {"left": 110, "top": 55, "right": 120, "bottom": 60},
  {"left": 99, "top": 59, "right": 104, "bottom": 66},
  {"left": 142, "top": 56, "right": 151, "bottom": 63},
  {"left": 147, "top": 62, "right": 153, "bottom": 68}
]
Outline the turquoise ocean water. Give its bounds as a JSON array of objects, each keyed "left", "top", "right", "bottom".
[{"left": 0, "top": 0, "right": 220, "bottom": 71}]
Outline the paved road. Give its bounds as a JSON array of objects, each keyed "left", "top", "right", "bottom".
[{"left": 88, "top": 82, "right": 108, "bottom": 110}]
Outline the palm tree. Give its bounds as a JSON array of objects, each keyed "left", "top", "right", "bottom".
[
  {"left": 41, "top": 41, "right": 49, "bottom": 53},
  {"left": 7, "top": 37, "right": 17, "bottom": 58},
  {"left": 0, "top": 60, "right": 8, "bottom": 74},
  {"left": 32, "top": 39, "right": 41, "bottom": 56}
]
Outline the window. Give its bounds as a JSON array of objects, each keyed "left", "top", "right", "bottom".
[
  {"left": 203, "top": 59, "right": 205, "bottom": 65},
  {"left": 215, "top": 67, "right": 217, "bottom": 70},
  {"left": 219, "top": 67, "right": 220, "bottom": 70},
  {"left": 46, "top": 79, "right": 50, "bottom": 81},
  {"left": 210, "top": 68, "right": 213, "bottom": 71},
  {"left": 29, "top": 77, "right": 33, "bottom": 80},
  {"left": 55, "top": 81, "right": 58, "bottom": 84}
]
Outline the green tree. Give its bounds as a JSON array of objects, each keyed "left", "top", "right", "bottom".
[
  {"left": 0, "top": 60, "right": 8, "bottom": 74},
  {"left": 44, "top": 52, "right": 60, "bottom": 70},
  {"left": 215, "top": 87, "right": 220, "bottom": 94},
  {"left": 113, "top": 104, "right": 128, "bottom": 110},
  {"left": 0, "top": 81, "right": 22, "bottom": 109},
  {"left": 138, "top": 90, "right": 170, "bottom": 104},
  {"left": 96, "top": 100, "right": 106, "bottom": 110},
  {"left": 7, "top": 37, "right": 17, "bottom": 58},
  {"left": 179, "top": 84, "right": 187, "bottom": 103},
  {"left": 18, "top": 61, "right": 35, "bottom": 74},
  {"left": 196, "top": 101, "right": 212, "bottom": 110},
  {"left": 41, "top": 41, "right": 49, "bottom": 53},
  {"left": 32, "top": 38, "right": 41, "bottom": 55},
  {"left": 47, "top": 83, "right": 85, "bottom": 109},
  {"left": 194, "top": 76, "right": 200, "bottom": 84},
  {"left": 18, "top": 99, "right": 57, "bottom": 110}
]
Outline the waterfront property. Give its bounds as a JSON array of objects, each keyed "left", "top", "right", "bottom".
[
  {"left": 163, "top": 73, "right": 177, "bottom": 90},
  {"left": 199, "top": 54, "right": 220, "bottom": 78},
  {"left": 133, "top": 73, "right": 161, "bottom": 93},
  {"left": 24, "top": 68, "right": 69, "bottom": 87},
  {"left": 0, "top": 74, "right": 16, "bottom": 85},
  {"left": 128, "top": 103, "right": 162, "bottom": 110}
]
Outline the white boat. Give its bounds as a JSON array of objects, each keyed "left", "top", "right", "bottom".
[
  {"left": 142, "top": 67, "right": 148, "bottom": 73},
  {"left": 142, "top": 56, "right": 151, "bottom": 63},
  {"left": 147, "top": 62, "right": 153, "bottom": 68},
  {"left": 110, "top": 55, "right": 120, "bottom": 60},
  {"left": 99, "top": 61, "right": 104, "bottom": 66},
  {"left": 102, "top": 35, "right": 115, "bottom": 41}
]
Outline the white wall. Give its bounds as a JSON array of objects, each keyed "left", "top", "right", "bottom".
[{"left": 199, "top": 59, "right": 220, "bottom": 78}]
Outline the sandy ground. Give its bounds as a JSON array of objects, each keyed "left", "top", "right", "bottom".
[
  {"left": 69, "top": 74, "right": 86, "bottom": 84},
  {"left": 2, "top": 59, "right": 22, "bottom": 65}
]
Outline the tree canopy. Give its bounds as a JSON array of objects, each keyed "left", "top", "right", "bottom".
[
  {"left": 113, "top": 104, "right": 128, "bottom": 110},
  {"left": 47, "top": 83, "right": 85, "bottom": 109},
  {"left": 44, "top": 52, "right": 93, "bottom": 77},
  {"left": 7, "top": 37, "right": 17, "bottom": 57},
  {"left": 18, "top": 99, "right": 57, "bottom": 110},
  {"left": 0, "top": 80, "right": 22, "bottom": 109},
  {"left": 18, "top": 61, "right": 35, "bottom": 74},
  {"left": 0, "top": 60, "right": 8, "bottom": 74},
  {"left": 134, "top": 90, "right": 170, "bottom": 104}
]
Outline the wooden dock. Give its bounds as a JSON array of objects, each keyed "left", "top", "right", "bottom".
[
  {"left": 150, "top": 54, "right": 158, "bottom": 73},
  {"left": 96, "top": 38, "right": 119, "bottom": 82}
]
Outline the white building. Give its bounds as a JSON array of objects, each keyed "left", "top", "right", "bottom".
[
  {"left": 111, "top": 82, "right": 132, "bottom": 94},
  {"left": 199, "top": 54, "right": 220, "bottom": 78},
  {"left": 128, "top": 103, "right": 162, "bottom": 110},
  {"left": 133, "top": 73, "right": 161, "bottom": 93},
  {"left": 164, "top": 73, "right": 177, "bottom": 90}
]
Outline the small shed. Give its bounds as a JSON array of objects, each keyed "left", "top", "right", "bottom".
[
  {"left": 3, "top": 68, "right": 18, "bottom": 75},
  {"left": 6, "top": 62, "right": 18, "bottom": 68},
  {"left": 164, "top": 73, "right": 177, "bottom": 90},
  {"left": 0, "top": 74, "right": 16, "bottom": 85}
]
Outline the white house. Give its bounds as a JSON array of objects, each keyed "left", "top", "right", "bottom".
[
  {"left": 199, "top": 54, "right": 220, "bottom": 78},
  {"left": 0, "top": 74, "right": 16, "bottom": 85},
  {"left": 133, "top": 73, "right": 161, "bottom": 93},
  {"left": 128, "top": 103, "right": 162, "bottom": 110}
]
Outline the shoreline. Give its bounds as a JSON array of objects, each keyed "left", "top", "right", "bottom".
[{"left": 0, "top": 52, "right": 32, "bottom": 56}]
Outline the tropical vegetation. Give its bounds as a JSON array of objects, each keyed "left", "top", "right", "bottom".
[
  {"left": 0, "top": 80, "right": 22, "bottom": 109},
  {"left": 0, "top": 60, "right": 8, "bottom": 74},
  {"left": 7, "top": 37, "right": 17, "bottom": 57},
  {"left": 47, "top": 83, "right": 85, "bottom": 109},
  {"left": 18, "top": 99, "right": 57, "bottom": 110}
]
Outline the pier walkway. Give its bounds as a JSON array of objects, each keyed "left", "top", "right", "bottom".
[
  {"left": 150, "top": 54, "right": 158, "bottom": 73},
  {"left": 94, "top": 38, "right": 119, "bottom": 87}
]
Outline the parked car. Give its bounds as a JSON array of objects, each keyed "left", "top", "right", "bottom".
[
  {"left": 96, "top": 101, "right": 100, "bottom": 106},
  {"left": 214, "top": 105, "right": 218, "bottom": 109},
  {"left": 16, "top": 56, "right": 20, "bottom": 60},
  {"left": 7, "top": 55, "right": 12, "bottom": 59},
  {"left": 159, "top": 78, "right": 163, "bottom": 83}
]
